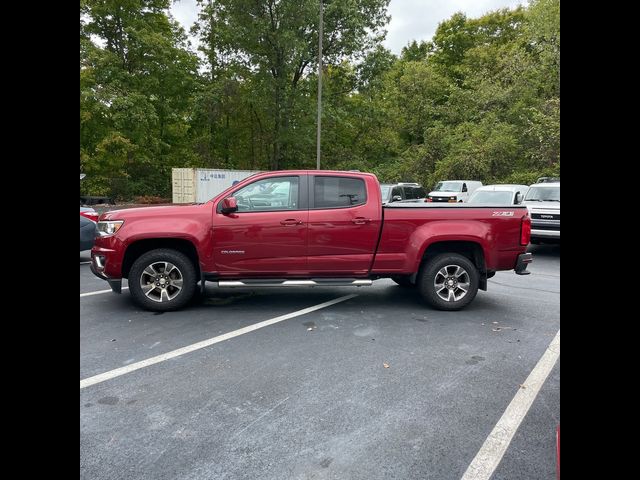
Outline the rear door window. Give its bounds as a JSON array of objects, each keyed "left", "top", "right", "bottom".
[{"left": 313, "top": 176, "right": 367, "bottom": 208}]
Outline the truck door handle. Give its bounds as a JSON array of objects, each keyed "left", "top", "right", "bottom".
[
  {"left": 351, "top": 217, "right": 371, "bottom": 225},
  {"left": 280, "top": 219, "right": 303, "bottom": 226}
]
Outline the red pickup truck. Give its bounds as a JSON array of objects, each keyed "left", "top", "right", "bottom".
[{"left": 91, "top": 170, "right": 532, "bottom": 311}]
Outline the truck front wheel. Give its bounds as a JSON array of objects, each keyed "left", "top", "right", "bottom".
[
  {"left": 129, "top": 249, "right": 197, "bottom": 311},
  {"left": 418, "top": 253, "right": 479, "bottom": 311}
]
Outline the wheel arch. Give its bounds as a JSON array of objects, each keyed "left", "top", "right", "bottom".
[
  {"left": 422, "top": 240, "right": 485, "bottom": 269},
  {"left": 122, "top": 238, "right": 200, "bottom": 279}
]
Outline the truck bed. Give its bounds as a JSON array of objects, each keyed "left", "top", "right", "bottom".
[{"left": 373, "top": 203, "right": 529, "bottom": 274}]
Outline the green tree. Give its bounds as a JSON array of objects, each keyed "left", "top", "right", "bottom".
[
  {"left": 80, "top": 0, "right": 559, "bottom": 198},
  {"left": 400, "top": 40, "right": 430, "bottom": 62},
  {"left": 191, "top": 0, "right": 390, "bottom": 170},
  {"left": 80, "top": 0, "right": 198, "bottom": 198}
]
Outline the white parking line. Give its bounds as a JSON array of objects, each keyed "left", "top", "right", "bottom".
[
  {"left": 80, "top": 287, "right": 129, "bottom": 298},
  {"left": 80, "top": 293, "right": 358, "bottom": 389},
  {"left": 460, "top": 330, "right": 560, "bottom": 480}
]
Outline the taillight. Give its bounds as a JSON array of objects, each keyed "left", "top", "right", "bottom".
[
  {"left": 521, "top": 214, "right": 531, "bottom": 245},
  {"left": 80, "top": 211, "right": 99, "bottom": 223}
]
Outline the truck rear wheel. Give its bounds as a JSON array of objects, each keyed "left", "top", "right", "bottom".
[
  {"left": 128, "top": 249, "right": 197, "bottom": 311},
  {"left": 418, "top": 253, "right": 479, "bottom": 311}
]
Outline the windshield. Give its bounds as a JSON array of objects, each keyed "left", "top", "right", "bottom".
[
  {"left": 433, "top": 181, "right": 462, "bottom": 192},
  {"left": 380, "top": 185, "right": 391, "bottom": 200},
  {"left": 524, "top": 186, "right": 560, "bottom": 202},
  {"left": 468, "top": 191, "right": 513, "bottom": 204}
]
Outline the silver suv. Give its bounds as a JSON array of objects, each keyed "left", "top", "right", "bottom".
[{"left": 523, "top": 182, "right": 560, "bottom": 244}]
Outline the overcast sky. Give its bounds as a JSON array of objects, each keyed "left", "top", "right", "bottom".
[{"left": 170, "top": 0, "right": 526, "bottom": 55}]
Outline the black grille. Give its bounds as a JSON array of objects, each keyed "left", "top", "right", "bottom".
[
  {"left": 531, "top": 224, "right": 560, "bottom": 231},
  {"left": 430, "top": 196, "right": 452, "bottom": 203},
  {"left": 531, "top": 213, "right": 560, "bottom": 220}
]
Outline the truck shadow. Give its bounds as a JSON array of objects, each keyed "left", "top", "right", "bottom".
[{"left": 191, "top": 282, "right": 437, "bottom": 311}]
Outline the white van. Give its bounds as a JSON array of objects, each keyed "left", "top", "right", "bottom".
[{"left": 426, "top": 180, "right": 483, "bottom": 203}]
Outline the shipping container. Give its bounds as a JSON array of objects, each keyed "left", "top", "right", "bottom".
[
  {"left": 171, "top": 168, "right": 196, "bottom": 203},
  {"left": 172, "top": 168, "right": 261, "bottom": 203}
]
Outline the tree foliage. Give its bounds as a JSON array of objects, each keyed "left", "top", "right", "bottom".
[{"left": 80, "top": 0, "right": 560, "bottom": 198}]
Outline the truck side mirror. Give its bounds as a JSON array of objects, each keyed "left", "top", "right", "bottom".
[
  {"left": 515, "top": 193, "right": 523, "bottom": 204},
  {"left": 221, "top": 196, "right": 238, "bottom": 214}
]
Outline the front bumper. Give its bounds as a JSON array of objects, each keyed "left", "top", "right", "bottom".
[
  {"left": 89, "top": 261, "right": 122, "bottom": 293},
  {"left": 90, "top": 236, "right": 125, "bottom": 294},
  {"left": 515, "top": 252, "right": 533, "bottom": 275},
  {"left": 531, "top": 228, "right": 560, "bottom": 239}
]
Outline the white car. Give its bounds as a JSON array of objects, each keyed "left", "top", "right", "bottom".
[
  {"left": 426, "top": 180, "right": 483, "bottom": 203},
  {"left": 467, "top": 184, "right": 529, "bottom": 205},
  {"left": 522, "top": 182, "right": 560, "bottom": 244}
]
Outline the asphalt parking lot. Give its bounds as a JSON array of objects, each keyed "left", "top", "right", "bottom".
[{"left": 80, "top": 244, "right": 559, "bottom": 480}]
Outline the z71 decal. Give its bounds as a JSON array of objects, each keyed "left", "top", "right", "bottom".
[{"left": 492, "top": 211, "right": 514, "bottom": 217}]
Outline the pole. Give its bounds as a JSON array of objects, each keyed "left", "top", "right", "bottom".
[{"left": 316, "top": 0, "right": 323, "bottom": 170}]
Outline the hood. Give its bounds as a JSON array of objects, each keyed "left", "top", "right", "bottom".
[{"left": 100, "top": 203, "right": 206, "bottom": 221}]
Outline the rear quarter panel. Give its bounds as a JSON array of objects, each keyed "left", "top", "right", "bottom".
[{"left": 373, "top": 205, "right": 528, "bottom": 274}]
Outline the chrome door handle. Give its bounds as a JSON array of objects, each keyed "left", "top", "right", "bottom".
[{"left": 351, "top": 217, "right": 371, "bottom": 225}]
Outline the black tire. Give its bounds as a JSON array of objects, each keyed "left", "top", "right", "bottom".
[
  {"left": 391, "top": 275, "right": 415, "bottom": 287},
  {"left": 417, "top": 253, "right": 479, "bottom": 311},
  {"left": 530, "top": 239, "right": 541, "bottom": 245},
  {"left": 129, "top": 249, "right": 197, "bottom": 311}
]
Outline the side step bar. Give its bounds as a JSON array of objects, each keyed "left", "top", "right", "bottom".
[{"left": 218, "top": 279, "right": 373, "bottom": 288}]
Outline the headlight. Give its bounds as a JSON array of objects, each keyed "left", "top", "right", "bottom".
[
  {"left": 96, "top": 220, "right": 124, "bottom": 237},
  {"left": 450, "top": 196, "right": 456, "bottom": 200}
]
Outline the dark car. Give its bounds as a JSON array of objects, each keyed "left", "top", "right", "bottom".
[
  {"left": 80, "top": 174, "right": 99, "bottom": 251},
  {"left": 80, "top": 207, "right": 98, "bottom": 251},
  {"left": 379, "top": 183, "right": 426, "bottom": 204}
]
